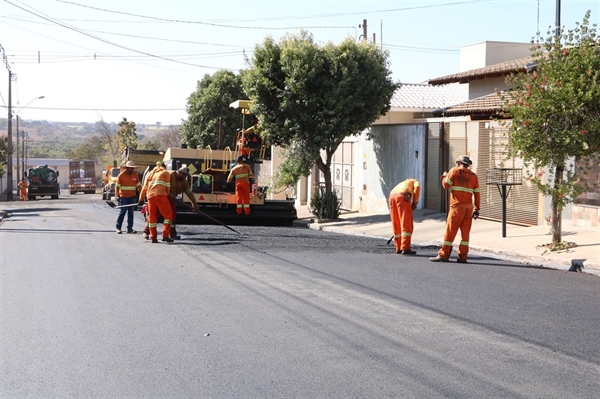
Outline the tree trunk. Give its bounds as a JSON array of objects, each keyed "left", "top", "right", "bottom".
[
  {"left": 551, "top": 165, "right": 564, "bottom": 243},
  {"left": 315, "top": 151, "right": 333, "bottom": 195}
]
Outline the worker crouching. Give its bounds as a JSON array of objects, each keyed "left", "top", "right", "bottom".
[
  {"left": 388, "top": 178, "right": 420, "bottom": 255},
  {"left": 139, "top": 162, "right": 174, "bottom": 243},
  {"left": 227, "top": 156, "right": 254, "bottom": 215}
]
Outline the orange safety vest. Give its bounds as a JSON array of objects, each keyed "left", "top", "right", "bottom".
[{"left": 140, "top": 167, "right": 170, "bottom": 200}]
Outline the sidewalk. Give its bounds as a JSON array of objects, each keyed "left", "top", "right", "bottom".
[{"left": 294, "top": 205, "right": 600, "bottom": 277}]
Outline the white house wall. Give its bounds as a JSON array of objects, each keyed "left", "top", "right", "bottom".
[
  {"left": 468, "top": 77, "right": 508, "bottom": 100},
  {"left": 460, "top": 41, "right": 531, "bottom": 71},
  {"left": 357, "top": 124, "right": 427, "bottom": 213}
]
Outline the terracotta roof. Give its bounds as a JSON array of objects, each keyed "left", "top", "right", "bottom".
[
  {"left": 428, "top": 56, "right": 534, "bottom": 85},
  {"left": 390, "top": 82, "right": 468, "bottom": 109},
  {"left": 432, "top": 91, "right": 515, "bottom": 117}
]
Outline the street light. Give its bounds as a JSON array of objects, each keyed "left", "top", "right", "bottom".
[{"left": 11, "top": 96, "right": 44, "bottom": 199}]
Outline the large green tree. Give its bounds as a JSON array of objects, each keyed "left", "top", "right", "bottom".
[
  {"left": 181, "top": 70, "right": 246, "bottom": 150},
  {"left": 243, "top": 31, "right": 399, "bottom": 199},
  {"left": 504, "top": 11, "right": 600, "bottom": 244}
]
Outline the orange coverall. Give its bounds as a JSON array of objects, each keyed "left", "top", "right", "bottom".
[
  {"left": 18, "top": 179, "right": 28, "bottom": 201},
  {"left": 438, "top": 166, "right": 481, "bottom": 261},
  {"left": 227, "top": 162, "right": 254, "bottom": 215},
  {"left": 388, "top": 179, "right": 420, "bottom": 252},
  {"left": 139, "top": 166, "right": 172, "bottom": 240}
]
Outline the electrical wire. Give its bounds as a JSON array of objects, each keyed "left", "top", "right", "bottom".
[{"left": 4, "top": 0, "right": 226, "bottom": 69}]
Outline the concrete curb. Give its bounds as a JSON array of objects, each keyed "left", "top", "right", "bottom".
[{"left": 296, "top": 219, "right": 600, "bottom": 277}]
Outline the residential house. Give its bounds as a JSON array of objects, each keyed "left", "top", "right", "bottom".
[{"left": 429, "top": 43, "right": 599, "bottom": 228}]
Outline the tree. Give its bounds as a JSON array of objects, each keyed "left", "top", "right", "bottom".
[
  {"left": 117, "top": 117, "right": 138, "bottom": 150},
  {"left": 156, "top": 125, "right": 182, "bottom": 149},
  {"left": 95, "top": 119, "right": 119, "bottom": 163},
  {"left": 181, "top": 70, "right": 246, "bottom": 150},
  {"left": 67, "top": 135, "right": 107, "bottom": 161},
  {"left": 503, "top": 11, "right": 600, "bottom": 244},
  {"left": 243, "top": 31, "right": 399, "bottom": 215}
]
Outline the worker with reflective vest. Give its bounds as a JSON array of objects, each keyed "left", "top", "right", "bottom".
[
  {"left": 389, "top": 178, "right": 420, "bottom": 255},
  {"left": 143, "top": 165, "right": 200, "bottom": 240},
  {"left": 227, "top": 156, "right": 254, "bottom": 215},
  {"left": 430, "top": 155, "right": 481, "bottom": 263},
  {"left": 115, "top": 160, "right": 141, "bottom": 234},
  {"left": 18, "top": 178, "right": 28, "bottom": 201},
  {"left": 139, "top": 162, "right": 173, "bottom": 243}
]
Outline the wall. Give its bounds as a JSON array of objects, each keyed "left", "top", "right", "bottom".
[
  {"left": 357, "top": 124, "right": 427, "bottom": 213},
  {"left": 460, "top": 41, "right": 531, "bottom": 71},
  {"left": 468, "top": 77, "right": 508, "bottom": 100}
]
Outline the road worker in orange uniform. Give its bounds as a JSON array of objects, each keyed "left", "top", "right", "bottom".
[
  {"left": 389, "top": 178, "right": 420, "bottom": 255},
  {"left": 143, "top": 165, "right": 200, "bottom": 240},
  {"left": 227, "top": 156, "right": 254, "bottom": 215},
  {"left": 430, "top": 155, "right": 481, "bottom": 263},
  {"left": 139, "top": 162, "right": 173, "bottom": 243},
  {"left": 115, "top": 161, "right": 141, "bottom": 234},
  {"left": 18, "top": 178, "right": 28, "bottom": 201}
]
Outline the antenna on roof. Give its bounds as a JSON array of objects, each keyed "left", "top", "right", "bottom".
[{"left": 536, "top": 0, "right": 543, "bottom": 43}]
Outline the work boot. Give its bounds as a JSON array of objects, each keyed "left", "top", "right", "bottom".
[
  {"left": 162, "top": 237, "right": 174, "bottom": 243},
  {"left": 143, "top": 232, "right": 149, "bottom": 240},
  {"left": 457, "top": 258, "right": 468, "bottom": 264},
  {"left": 170, "top": 235, "right": 181, "bottom": 240},
  {"left": 429, "top": 256, "right": 449, "bottom": 262},
  {"left": 151, "top": 238, "right": 159, "bottom": 243},
  {"left": 402, "top": 249, "right": 417, "bottom": 255}
]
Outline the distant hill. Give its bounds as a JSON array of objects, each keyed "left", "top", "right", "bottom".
[{"left": 0, "top": 119, "right": 178, "bottom": 158}]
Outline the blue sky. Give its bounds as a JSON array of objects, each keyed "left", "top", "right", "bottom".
[{"left": 1, "top": 0, "right": 599, "bottom": 125}]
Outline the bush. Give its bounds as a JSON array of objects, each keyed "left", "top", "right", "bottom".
[{"left": 309, "top": 187, "right": 341, "bottom": 220}]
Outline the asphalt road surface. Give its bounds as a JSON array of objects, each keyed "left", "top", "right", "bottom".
[{"left": 1, "top": 195, "right": 599, "bottom": 398}]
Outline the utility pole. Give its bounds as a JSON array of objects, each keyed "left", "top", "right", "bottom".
[
  {"left": 16, "top": 115, "right": 19, "bottom": 184},
  {"left": 359, "top": 19, "right": 368, "bottom": 41},
  {"left": 555, "top": 0, "right": 561, "bottom": 39},
  {"left": 7, "top": 71, "right": 15, "bottom": 201}
]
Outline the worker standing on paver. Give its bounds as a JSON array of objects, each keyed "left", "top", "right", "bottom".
[
  {"left": 139, "top": 162, "right": 173, "bottom": 243},
  {"left": 388, "top": 178, "right": 420, "bottom": 255},
  {"left": 227, "top": 156, "right": 254, "bottom": 215},
  {"left": 430, "top": 155, "right": 481, "bottom": 263}
]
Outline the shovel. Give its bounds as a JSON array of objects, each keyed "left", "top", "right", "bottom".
[
  {"left": 177, "top": 199, "right": 242, "bottom": 236},
  {"left": 106, "top": 201, "right": 139, "bottom": 209}
]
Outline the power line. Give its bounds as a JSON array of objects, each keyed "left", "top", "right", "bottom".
[
  {"left": 55, "top": 0, "right": 494, "bottom": 26},
  {"left": 1, "top": 106, "right": 185, "bottom": 112},
  {"left": 3, "top": 0, "right": 225, "bottom": 69},
  {"left": 55, "top": 0, "right": 355, "bottom": 30}
]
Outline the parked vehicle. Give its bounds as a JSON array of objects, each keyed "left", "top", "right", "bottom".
[
  {"left": 68, "top": 160, "right": 96, "bottom": 194},
  {"left": 26, "top": 165, "right": 60, "bottom": 200},
  {"left": 101, "top": 163, "right": 120, "bottom": 201}
]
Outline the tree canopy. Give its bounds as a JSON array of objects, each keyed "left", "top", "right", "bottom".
[
  {"left": 503, "top": 11, "right": 600, "bottom": 243},
  {"left": 242, "top": 31, "right": 399, "bottom": 196},
  {"left": 181, "top": 70, "right": 246, "bottom": 150},
  {"left": 117, "top": 117, "right": 138, "bottom": 151}
]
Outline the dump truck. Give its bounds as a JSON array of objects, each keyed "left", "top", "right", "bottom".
[
  {"left": 101, "top": 162, "right": 120, "bottom": 200},
  {"left": 68, "top": 160, "right": 96, "bottom": 194},
  {"left": 120, "top": 147, "right": 165, "bottom": 170},
  {"left": 26, "top": 164, "right": 60, "bottom": 200}
]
